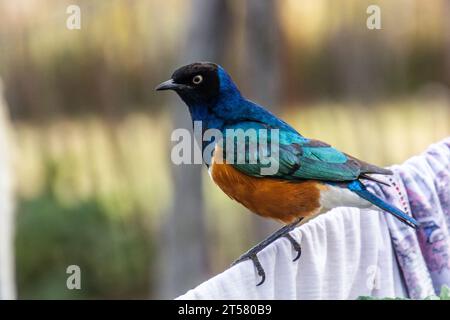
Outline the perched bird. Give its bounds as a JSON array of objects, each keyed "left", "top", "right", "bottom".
[{"left": 156, "top": 62, "right": 419, "bottom": 285}]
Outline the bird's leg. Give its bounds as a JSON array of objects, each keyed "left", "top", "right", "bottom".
[{"left": 231, "top": 217, "right": 303, "bottom": 286}]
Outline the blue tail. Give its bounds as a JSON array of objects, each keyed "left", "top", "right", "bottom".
[{"left": 347, "top": 180, "right": 419, "bottom": 229}]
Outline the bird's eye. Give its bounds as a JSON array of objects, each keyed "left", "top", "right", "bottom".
[{"left": 192, "top": 75, "right": 203, "bottom": 85}]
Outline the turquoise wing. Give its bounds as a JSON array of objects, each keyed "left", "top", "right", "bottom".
[{"left": 221, "top": 122, "right": 361, "bottom": 181}]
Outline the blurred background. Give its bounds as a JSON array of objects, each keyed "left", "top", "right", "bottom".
[{"left": 0, "top": 0, "right": 449, "bottom": 299}]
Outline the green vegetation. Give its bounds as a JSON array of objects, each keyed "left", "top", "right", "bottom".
[
  {"left": 17, "top": 190, "right": 153, "bottom": 299},
  {"left": 357, "top": 285, "right": 450, "bottom": 300}
]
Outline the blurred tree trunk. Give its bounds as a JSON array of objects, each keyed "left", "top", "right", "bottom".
[
  {"left": 329, "top": 2, "right": 382, "bottom": 103},
  {"left": 0, "top": 78, "right": 16, "bottom": 300},
  {"left": 158, "top": 0, "right": 232, "bottom": 298},
  {"left": 244, "top": 0, "right": 281, "bottom": 238}
]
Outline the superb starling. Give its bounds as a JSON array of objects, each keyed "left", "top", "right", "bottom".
[{"left": 156, "top": 62, "right": 419, "bottom": 285}]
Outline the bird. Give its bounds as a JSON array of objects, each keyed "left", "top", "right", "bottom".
[{"left": 156, "top": 62, "right": 420, "bottom": 285}]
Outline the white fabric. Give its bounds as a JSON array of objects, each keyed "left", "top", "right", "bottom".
[{"left": 177, "top": 207, "right": 407, "bottom": 299}]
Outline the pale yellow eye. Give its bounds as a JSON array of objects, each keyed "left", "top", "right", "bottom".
[{"left": 192, "top": 75, "right": 203, "bottom": 85}]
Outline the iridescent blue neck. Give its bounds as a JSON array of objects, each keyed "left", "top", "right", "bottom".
[
  {"left": 186, "top": 67, "right": 243, "bottom": 130},
  {"left": 216, "top": 66, "right": 242, "bottom": 104}
]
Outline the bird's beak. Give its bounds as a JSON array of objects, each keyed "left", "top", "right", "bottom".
[{"left": 155, "top": 79, "right": 179, "bottom": 91}]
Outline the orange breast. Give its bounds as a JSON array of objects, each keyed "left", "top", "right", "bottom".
[{"left": 209, "top": 158, "right": 326, "bottom": 224}]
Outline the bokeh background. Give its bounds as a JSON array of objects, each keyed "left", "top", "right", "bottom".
[{"left": 0, "top": 0, "right": 449, "bottom": 299}]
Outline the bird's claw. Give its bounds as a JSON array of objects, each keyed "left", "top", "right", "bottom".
[
  {"left": 231, "top": 251, "right": 266, "bottom": 285},
  {"left": 231, "top": 217, "right": 303, "bottom": 286},
  {"left": 250, "top": 254, "right": 266, "bottom": 286},
  {"left": 284, "top": 233, "right": 302, "bottom": 261}
]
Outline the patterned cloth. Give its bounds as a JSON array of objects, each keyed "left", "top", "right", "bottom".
[
  {"left": 368, "top": 137, "right": 450, "bottom": 299},
  {"left": 178, "top": 138, "right": 450, "bottom": 300}
]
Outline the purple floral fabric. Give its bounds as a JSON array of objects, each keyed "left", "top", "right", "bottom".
[{"left": 367, "top": 137, "right": 450, "bottom": 299}]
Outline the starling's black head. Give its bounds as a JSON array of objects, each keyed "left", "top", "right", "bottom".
[{"left": 156, "top": 62, "right": 220, "bottom": 105}]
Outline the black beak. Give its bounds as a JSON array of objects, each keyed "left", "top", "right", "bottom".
[{"left": 155, "top": 79, "right": 179, "bottom": 91}]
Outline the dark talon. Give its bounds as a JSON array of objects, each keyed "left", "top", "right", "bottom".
[
  {"left": 230, "top": 217, "right": 304, "bottom": 286},
  {"left": 284, "top": 233, "right": 302, "bottom": 261},
  {"left": 250, "top": 254, "right": 266, "bottom": 286}
]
